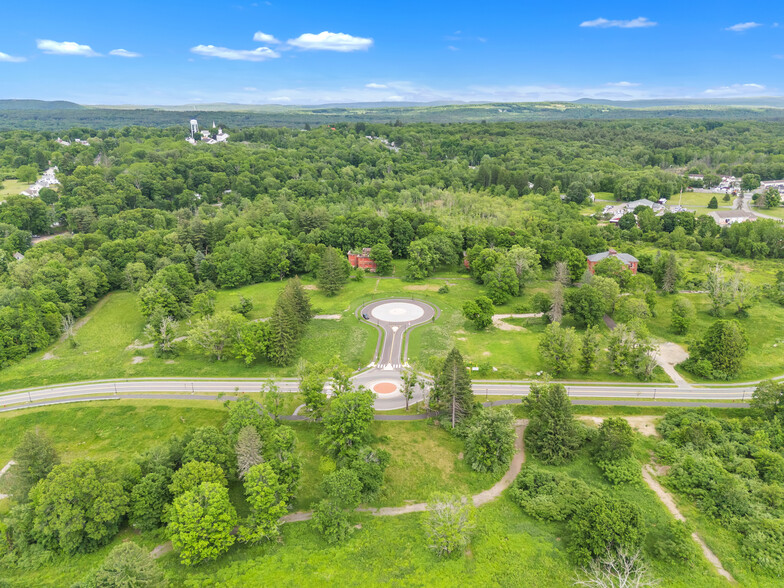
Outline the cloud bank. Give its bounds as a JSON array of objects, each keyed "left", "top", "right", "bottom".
[
  {"left": 580, "top": 17, "right": 657, "bottom": 29},
  {"left": 36, "top": 39, "right": 100, "bottom": 57},
  {"left": 190, "top": 45, "right": 280, "bottom": 61},
  {"left": 287, "top": 31, "right": 373, "bottom": 52}
]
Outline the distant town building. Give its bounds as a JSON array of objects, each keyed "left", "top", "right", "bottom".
[
  {"left": 711, "top": 210, "right": 757, "bottom": 226},
  {"left": 55, "top": 137, "right": 71, "bottom": 146},
  {"left": 586, "top": 249, "right": 639, "bottom": 275},
  {"left": 347, "top": 248, "right": 377, "bottom": 272},
  {"left": 21, "top": 166, "right": 59, "bottom": 197},
  {"left": 186, "top": 119, "right": 229, "bottom": 145}
]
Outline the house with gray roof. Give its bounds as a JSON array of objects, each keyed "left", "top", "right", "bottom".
[{"left": 586, "top": 249, "right": 639, "bottom": 275}]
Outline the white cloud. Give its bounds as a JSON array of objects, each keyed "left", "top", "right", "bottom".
[
  {"left": 253, "top": 31, "right": 281, "bottom": 44},
  {"left": 365, "top": 83, "right": 387, "bottom": 89},
  {"left": 190, "top": 44, "right": 280, "bottom": 61},
  {"left": 243, "top": 86, "right": 258, "bottom": 91},
  {"left": 606, "top": 81, "right": 640, "bottom": 87},
  {"left": 447, "top": 45, "right": 459, "bottom": 51},
  {"left": 386, "top": 95, "right": 405, "bottom": 101},
  {"left": 774, "top": 54, "right": 784, "bottom": 60},
  {"left": 109, "top": 48, "right": 141, "bottom": 58},
  {"left": 725, "top": 22, "right": 762, "bottom": 32},
  {"left": 37, "top": 39, "right": 99, "bottom": 57},
  {"left": 0, "top": 51, "right": 25, "bottom": 63},
  {"left": 268, "top": 96, "right": 291, "bottom": 102},
  {"left": 580, "top": 17, "right": 657, "bottom": 29},
  {"left": 287, "top": 31, "right": 373, "bottom": 52},
  {"left": 704, "top": 83, "right": 766, "bottom": 96}
]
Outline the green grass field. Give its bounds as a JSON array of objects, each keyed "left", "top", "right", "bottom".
[
  {"left": 0, "top": 400, "right": 756, "bottom": 587},
  {"left": 0, "top": 179, "right": 27, "bottom": 199},
  {"left": 671, "top": 191, "right": 733, "bottom": 209},
  {"left": 0, "top": 260, "right": 782, "bottom": 392},
  {"left": 648, "top": 294, "right": 784, "bottom": 382}
]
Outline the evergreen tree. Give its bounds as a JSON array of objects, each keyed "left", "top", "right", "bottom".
[
  {"left": 432, "top": 348, "right": 476, "bottom": 428},
  {"left": 662, "top": 253, "right": 679, "bottom": 294},
  {"left": 538, "top": 322, "right": 578, "bottom": 376},
  {"left": 12, "top": 430, "right": 60, "bottom": 500},
  {"left": 268, "top": 295, "right": 300, "bottom": 366},
  {"left": 708, "top": 196, "right": 719, "bottom": 209},
  {"left": 318, "top": 247, "right": 348, "bottom": 296},
  {"left": 525, "top": 382, "right": 581, "bottom": 464},
  {"left": 282, "top": 277, "right": 312, "bottom": 329},
  {"left": 235, "top": 426, "right": 264, "bottom": 479}
]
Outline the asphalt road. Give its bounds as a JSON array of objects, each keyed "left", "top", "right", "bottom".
[
  {"left": 0, "top": 297, "right": 761, "bottom": 414},
  {"left": 0, "top": 377, "right": 756, "bottom": 413}
]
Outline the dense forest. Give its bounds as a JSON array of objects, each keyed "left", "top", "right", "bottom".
[
  {"left": 2, "top": 102, "right": 784, "bottom": 131},
  {"left": 1, "top": 119, "right": 784, "bottom": 368}
]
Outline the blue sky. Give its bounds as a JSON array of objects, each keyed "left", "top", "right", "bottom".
[{"left": 0, "top": 0, "right": 782, "bottom": 105}]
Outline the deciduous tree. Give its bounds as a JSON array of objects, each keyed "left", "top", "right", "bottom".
[{"left": 167, "top": 482, "right": 237, "bottom": 566}]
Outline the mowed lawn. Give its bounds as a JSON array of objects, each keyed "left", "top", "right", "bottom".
[
  {"left": 0, "top": 178, "right": 28, "bottom": 199},
  {"left": 0, "top": 402, "right": 737, "bottom": 587},
  {"left": 0, "top": 290, "right": 378, "bottom": 392}
]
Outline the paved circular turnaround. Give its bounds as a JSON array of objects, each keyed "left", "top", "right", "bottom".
[
  {"left": 370, "top": 302, "right": 425, "bottom": 323},
  {"left": 372, "top": 381, "right": 399, "bottom": 394}
]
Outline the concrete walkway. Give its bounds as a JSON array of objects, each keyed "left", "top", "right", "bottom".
[{"left": 642, "top": 465, "right": 734, "bottom": 583}]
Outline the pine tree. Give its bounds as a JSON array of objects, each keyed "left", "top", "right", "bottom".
[
  {"left": 282, "top": 277, "right": 312, "bottom": 332},
  {"left": 268, "top": 297, "right": 299, "bottom": 366},
  {"left": 662, "top": 253, "right": 678, "bottom": 294},
  {"left": 236, "top": 426, "right": 264, "bottom": 479},
  {"left": 318, "top": 247, "right": 348, "bottom": 296},
  {"left": 432, "top": 348, "right": 475, "bottom": 428}
]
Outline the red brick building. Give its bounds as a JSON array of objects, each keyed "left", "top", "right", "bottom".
[
  {"left": 348, "top": 248, "right": 377, "bottom": 272},
  {"left": 586, "top": 249, "right": 638, "bottom": 275}
]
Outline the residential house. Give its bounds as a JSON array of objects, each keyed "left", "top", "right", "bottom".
[
  {"left": 586, "top": 249, "right": 639, "bottom": 275},
  {"left": 711, "top": 210, "right": 757, "bottom": 226},
  {"left": 347, "top": 248, "right": 377, "bottom": 272}
]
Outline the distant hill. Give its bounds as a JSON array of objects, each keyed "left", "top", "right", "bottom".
[
  {"left": 574, "top": 97, "right": 784, "bottom": 109},
  {"left": 1, "top": 100, "right": 784, "bottom": 131},
  {"left": 0, "top": 99, "right": 83, "bottom": 111}
]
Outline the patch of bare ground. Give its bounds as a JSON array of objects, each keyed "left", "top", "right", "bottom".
[
  {"left": 577, "top": 415, "right": 661, "bottom": 437},
  {"left": 302, "top": 284, "right": 318, "bottom": 291},
  {"left": 403, "top": 284, "right": 439, "bottom": 292},
  {"left": 131, "top": 356, "right": 145, "bottom": 364}
]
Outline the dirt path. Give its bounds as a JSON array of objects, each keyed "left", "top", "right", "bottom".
[
  {"left": 279, "top": 420, "right": 528, "bottom": 522},
  {"left": 58, "top": 295, "right": 110, "bottom": 343},
  {"left": 492, "top": 314, "right": 543, "bottom": 331},
  {"left": 0, "top": 460, "right": 16, "bottom": 500},
  {"left": 655, "top": 342, "right": 690, "bottom": 387},
  {"left": 641, "top": 465, "right": 735, "bottom": 583}
]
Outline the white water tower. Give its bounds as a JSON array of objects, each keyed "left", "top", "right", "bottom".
[{"left": 189, "top": 119, "right": 199, "bottom": 139}]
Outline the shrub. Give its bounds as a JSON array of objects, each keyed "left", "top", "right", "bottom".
[
  {"left": 464, "top": 408, "right": 516, "bottom": 474},
  {"left": 312, "top": 499, "right": 351, "bottom": 544},
  {"left": 423, "top": 493, "right": 475, "bottom": 557},
  {"left": 75, "top": 542, "right": 164, "bottom": 588},
  {"left": 509, "top": 466, "right": 594, "bottom": 521},
  {"left": 567, "top": 495, "right": 643, "bottom": 565},
  {"left": 596, "top": 458, "right": 642, "bottom": 486},
  {"left": 649, "top": 520, "right": 697, "bottom": 564},
  {"left": 438, "top": 284, "right": 449, "bottom": 294}
]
